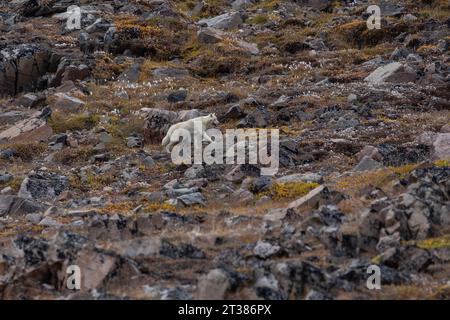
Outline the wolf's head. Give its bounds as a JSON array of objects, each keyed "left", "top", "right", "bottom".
[{"left": 207, "top": 113, "right": 219, "bottom": 126}]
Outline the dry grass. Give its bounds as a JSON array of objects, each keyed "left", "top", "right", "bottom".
[
  {"left": 375, "top": 282, "right": 450, "bottom": 300},
  {"left": 49, "top": 112, "right": 99, "bottom": 134},
  {"left": 334, "top": 164, "right": 421, "bottom": 196},
  {"left": 406, "top": 235, "right": 450, "bottom": 250},
  {"left": 0, "top": 142, "right": 47, "bottom": 161},
  {"left": 269, "top": 182, "right": 321, "bottom": 201},
  {"left": 0, "top": 176, "right": 23, "bottom": 192},
  {"left": 54, "top": 146, "right": 95, "bottom": 166}
]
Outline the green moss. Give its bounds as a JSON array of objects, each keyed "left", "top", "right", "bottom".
[
  {"left": 389, "top": 164, "right": 419, "bottom": 178},
  {"left": 434, "top": 159, "right": 450, "bottom": 167},
  {"left": 415, "top": 235, "right": 450, "bottom": 250},
  {"left": 371, "top": 255, "right": 381, "bottom": 265},
  {"left": 270, "top": 182, "right": 320, "bottom": 200},
  {"left": 49, "top": 113, "right": 99, "bottom": 134},
  {"left": 0, "top": 176, "right": 23, "bottom": 192},
  {"left": 54, "top": 147, "right": 95, "bottom": 166},
  {"left": 1, "top": 143, "right": 47, "bottom": 161},
  {"left": 246, "top": 15, "right": 269, "bottom": 25}
]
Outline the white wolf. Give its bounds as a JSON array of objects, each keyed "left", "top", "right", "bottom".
[{"left": 161, "top": 113, "right": 219, "bottom": 152}]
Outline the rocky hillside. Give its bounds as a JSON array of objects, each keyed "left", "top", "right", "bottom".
[{"left": 0, "top": 0, "right": 449, "bottom": 300}]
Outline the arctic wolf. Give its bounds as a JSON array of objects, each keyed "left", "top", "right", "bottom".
[{"left": 161, "top": 113, "right": 219, "bottom": 152}]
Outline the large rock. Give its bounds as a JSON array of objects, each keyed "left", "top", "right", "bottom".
[
  {"left": 101, "top": 237, "right": 162, "bottom": 259},
  {"left": 364, "top": 62, "right": 418, "bottom": 84},
  {"left": 0, "top": 195, "right": 46, "bottom": 217},
  {"left": 0, "top": 44, "right": 58, "bottom": 96},
  {"left": 0, "top": 108, "right": 52, "bottom": 143},
  {"left": 353, "top": 156, "right": 384, "bottom": 172},
  {"left": 198, "top": 12, "right": 243, "bottom": 30},
  {"left": 142, "top": 108, "right": 199, "bottom": 144},
  {"left": 197, "top": 27, "right": 225, "bottom": 44},
  {"left": 142, "top": 108, "right": 178, "bottom": 144},
  {"left": 50, "top": 59, "right": 90, "bottom": 87},
  {"left": 0, "top": 110, "right": 26, "bottom": 125},
  {"left": 74, "top": 250, "right": 117, "bottom": 292},
  {"left": 287, "top": 185, "right": 327, "bottom": 210},
  {"left": 253, "top": 240, "right": 281, "bottom": 259},
  {"left": 417, "top": 132, "right": 450, "bottom": 160},
  {"left": 196, "top": 269, "right": 230, "bottom": 300},
  {"left": 52, "top": 93, "right": 85, "bottom": 112},
  {"left": 18, "top": 170, "right": 69, "bottom": 201},
  {"left": 432, "top": 133, "right": 450, "bottom": 160},
  {"left": 177, "top": 192, "right": 206, "bottom": 206}
]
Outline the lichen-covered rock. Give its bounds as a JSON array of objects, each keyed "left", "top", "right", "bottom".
[{"left": 0, "top": 44, "right": 59, "bottom": 96}]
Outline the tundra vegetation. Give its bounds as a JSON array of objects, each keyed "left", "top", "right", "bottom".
[{"left": 0, "top": 0, "right": 449, "bottom": 300}]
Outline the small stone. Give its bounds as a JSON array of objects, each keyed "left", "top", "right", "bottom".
[
  {"left": 126, "top": 136, "right": 142, "bottom": 148},
  {"left": 115, "top": 90, "right": 129, "bottom": 99},
  {"left": 0, "top": 149, "right": 16, "bottom": 160},
  {"left": 38, "top": 216, "right": 62, "bottom": 227},
  {"left": 230, "top": 188, "right": 254, "bottom": 204},
  {"left": 225, "top": 164, "right": 260, "bottom": 182},
  {"left": 196, "top": 269, "right": 230, "bottom": 300},
  {"left": 353, "top": 156, "right": 384, "bottom": 172},
  {"left": 142, "top": 156, "right": 155, "bottom": 166},
  {"left": 99, "top": 132, "right": 113, "bottom": 144},
  {"left": 0, "top": 172, "right": 13, "bottom": 183},
  {"left": 253, "top": 240, "right": 281, "bottom": 259},
  {"left": 221, "top": 104, "right": 245, "bottom": 121},
  {"left": 271, "top": 95, "right": 291, "bottom": 109},
  {"left": 403, "top": 14, "right": 418, "bottom": 22},
  {"left": 177, "top": 192, "right": 206, "bottom": 206},
  {"left": 356, "top": 146, "right": 383, "bottom": 162},
  {"left": 198, "top": 12, "right": 243, "bottom": 30},
  {"left": 26, "top": 213, "right": 43, "bottom": 224},
  {"left": 250, "top": 176, "right": 273, "bottom": 193},
  {"left": 347, "top": 94, "right": 358, "bottom": 103},
  {"left": 184, "top": 165, "right": 205, "bottom": 179},
  {"left": 167, "top": 89, "right": 188, "bottom": 103},
  {"left": 365, "top": 62, "right": 417, "bottom": 84},
  {"left": 432, "top": 133, "right": 450, "bottom": 160},
  {"left": 1, "top": 187, "right": 13, "bottom": 195}
]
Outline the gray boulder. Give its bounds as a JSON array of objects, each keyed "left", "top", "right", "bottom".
[
  {"left": 0, "top": 44, "right": 58, "bottom": 96},
  {"left": 353, "top": 156, "right": 384, "bottom": 172},
  {"left": 198, "top": 12, "right": 243, "bottom": 30},
  {"left": 18, "top": 170, "right": 69, "bottom": 201},
  {"left": 365, "top": 62, "right": 418, "bottom": 84},
  {"left": 0, "top": 195, "right": 46, "bottom": 217},
  {"left": 196, "top": 269, "right": 230, "bottom": 300}
]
